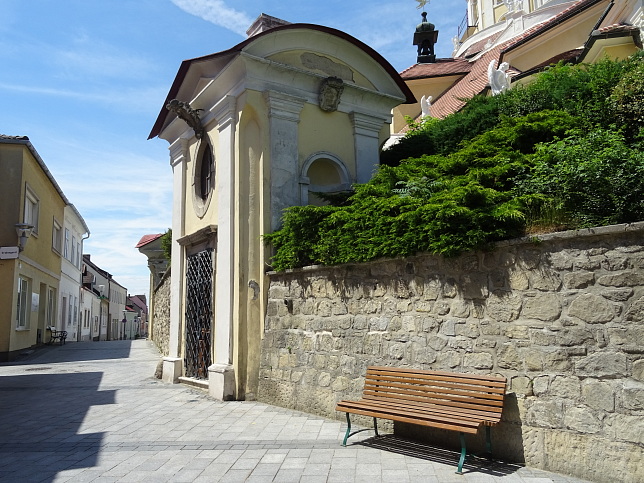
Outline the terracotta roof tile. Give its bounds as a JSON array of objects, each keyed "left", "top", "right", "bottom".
[
  {"left": 136, "top": 233, "right": 164, "bottom": 248},
  {"left": 400, "top": 59, "right": 472, "bottom": 79}
]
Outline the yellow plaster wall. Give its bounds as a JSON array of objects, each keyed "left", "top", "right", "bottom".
[
  {"left": 393, "top": 76, "right": 463, "bottom": 132},
  {"left": 19, "top": 148, "right": 65, "bottom": 274},
  {"left": 298, "top": 104, "right": 355, "bottom": 178},
  {"left": 267, "top": 51, "right": 376, "bottom": 91},
  {"left": 234, "top": 98, "right": 266, "bottom": 399}
]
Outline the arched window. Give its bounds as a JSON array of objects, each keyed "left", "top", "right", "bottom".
[{"left": 192, "top": 139, "right": 215, "bottom": 218}]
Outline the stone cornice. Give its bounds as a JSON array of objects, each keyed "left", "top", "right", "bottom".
[{"left": 263, "top": 91, "right": 306, "bottom": 122}]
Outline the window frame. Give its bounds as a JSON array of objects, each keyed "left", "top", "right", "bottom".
[
  {"left": 16, "top": 276, "right": 31, "bottom": 329},
  {"left": 24, "top": 185, "right": 39, "bottom": 236}
]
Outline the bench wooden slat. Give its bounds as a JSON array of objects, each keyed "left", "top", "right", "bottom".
[
  {"left": 363, "top": 383, "right": 506, "bottom": 403},
  {"left": 368, "top": 366, "right": 506, "bottom": 385},
  {"left": 365, "top": 376, "right": 506, "bottom": 395},
  {"left": 360, "top": 396, "right": 504, "bottom": 421},
  {"left": 338, "top": 399, "right": 498, "bottom": 427}
]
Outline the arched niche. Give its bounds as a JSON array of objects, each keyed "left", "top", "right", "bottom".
[{"left": 300, "top": 152, "right": 351, "bottom": 206}]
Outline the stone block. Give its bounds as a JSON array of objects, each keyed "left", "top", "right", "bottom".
[
  {"left": 498, "top": 343, "right": 521, "bottom": 370},
  {"left": 510, "top": 376, "right": 533, "bottom": 396},
  {"left": 633, "top": 359, "right": 644, "bottom": 382},
  {"left": 563, "top": 271, "right": 594, "bottom": 289},
  {"left": 605, "top": 413, "right": 644, "bottom": 444},
  {"left": 463, "top": 352, "right": 493, "bottom": 370},
  {"left": 621, "top": 380, "right": 644, "bottom": 410},
  {"left": 598, "top": 270, "right": 644, "bottom": 287},
  {"left": 529, "top": 270, "right": 562, "bottom": 291},
  {"left": 550, "top": 375, "right": 581, "bottom": 398},
  {"left": 581, "top": 380, "right": 615, "bottom": 412},
  {"left": 522, "top": 349, "right": 544, "bottom": 371},
  {"left": 624, "top": 295, "right": 644, "bottom": 322},
  {"left": 522, "top": 292, "right": 562, "bottom": 321},
  {"left": 568, "top": 294, "right": 615, "bottom": 323},
  {"left": 575, "top": 351, "right": 627, "bottom": 377},
  {"left": 564, "top": 406, "right": 602, "bottom": 433},
  {"left": 532, "top": 375, "right": 549, "bottom": 396},
  {"left": 486, "top": 291, "right": 522, "bottom": 323},
  {"left": 526, "top": 399, "right": 564, "bottom": 428}
]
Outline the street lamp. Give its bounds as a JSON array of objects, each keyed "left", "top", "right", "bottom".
[
  {"left": 15, "top": 223, "right": 34, "bottom": 251},
  {"left": 122, "top": 310, "right": 127, "bottom": 340}
]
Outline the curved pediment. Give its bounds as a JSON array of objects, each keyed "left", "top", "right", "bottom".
[{"left": 149, "top": 23, "right": 414, "bottom": 140}]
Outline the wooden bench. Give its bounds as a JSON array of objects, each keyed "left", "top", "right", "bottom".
[
  {"left": 335, "top": 366, "right": 507, "bottom": 474},
  {"left": 46, "top": 327, "right": 67, "bottom": 345}
]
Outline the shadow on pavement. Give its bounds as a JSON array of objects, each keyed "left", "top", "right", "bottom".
[
  {"left": 0, "top": 371, "right": 115, "bottom": 482},
  {"left": 357, "top": 434, "right": 523, "bottom": 476},
  {"left": 2, "top": 340, "right": 134, "bottom": 366}
]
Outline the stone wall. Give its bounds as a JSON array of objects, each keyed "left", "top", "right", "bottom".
[
  {"left": 151, "top": 271, "right": 171, "bottom": 357},
  {"left": 258, "top": 223, "right": 644, "bottom": 483}
]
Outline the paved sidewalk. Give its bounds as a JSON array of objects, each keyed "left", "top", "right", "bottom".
[{"left": 0, "top": 340, "right": 591, "bottom": 483}]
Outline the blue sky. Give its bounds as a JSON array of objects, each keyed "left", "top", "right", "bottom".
[{"left": 0, "top": 0, "right": 463, "bottom": 298}]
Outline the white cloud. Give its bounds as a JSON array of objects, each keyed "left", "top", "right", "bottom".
[{"left": 170, "top": 0, "right": 252, "bottom": 36}]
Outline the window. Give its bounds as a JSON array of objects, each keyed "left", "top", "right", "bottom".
[
  {"left": 46, "top": 288, "right": 56, "bottom": 327},
  {"left": 197, "top": 144, "right": 214, "bottom": 200},
  {"left": 68, "top": 297, "right": 73, "bottom": 326},
  {"left": 71, "top": 236, "right": 77, "bottom": 264},
  {"left": 52, "top": 220, "right": 62, "bottom": 253},
  {"left": 192, "top": 140, "right": 215, "bottom": 217},
  {"left": 76, "top": 242, "right": 81, "bottom": 269},
  {"left": 24, "top": 186, "right": 39, "bottom": 235},
  {"left": 16, "top": 277, "right": 30, "bottom": 328},
  {"left": 64, "top": 229, "right": 70, "bottom": 259},
  {"left": 61, "top": 296, "right": 67, "bottom": 329}
]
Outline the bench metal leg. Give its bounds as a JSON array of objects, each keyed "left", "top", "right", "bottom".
[
  {"left": 456, "top": 432, "right": 466, "bottom": 474},
  {"left": 342, "top": 413, "right": 351, "bottom": 446},
  {"left": 373, "top": 417, "right": 379, "bottom": 437},
  {"left": 485, "top": 425, "right": 492, "bottom": 457}
]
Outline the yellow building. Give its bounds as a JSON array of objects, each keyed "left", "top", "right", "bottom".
[
  {"left": 393, "top": 0, "right": 643, "bottom": 129},
  {"left": 0, "top": 135, "right": 68, "bottom": 361},
  {"left": 149, "top": 14, "right": 415, "bottom": 400}
]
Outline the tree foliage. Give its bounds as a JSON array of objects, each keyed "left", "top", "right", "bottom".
[{"left": 266, "top": 54, "right": 644, "bottom": 271}]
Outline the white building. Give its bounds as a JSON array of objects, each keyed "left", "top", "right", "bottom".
[{"left": 56, "top": 205, "right": 89, "bottom": 341}]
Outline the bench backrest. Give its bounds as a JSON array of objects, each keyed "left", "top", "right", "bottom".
[{"left": 363, "top": 366, "right": 507, "bottom": 423}]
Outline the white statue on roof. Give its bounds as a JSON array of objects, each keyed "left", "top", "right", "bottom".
[
  {"left": 488, "top": 60, "right": 510, "bottom": 95},
  {"left": 421, "top": 95, "right": 432, "bottom": 118}
]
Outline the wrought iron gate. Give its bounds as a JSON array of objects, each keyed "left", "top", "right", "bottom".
[{"left": 184, "top": 248, "right": 213, "bottom": 379}]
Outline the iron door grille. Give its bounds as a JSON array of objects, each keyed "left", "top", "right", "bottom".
[{"left": 184, "top": 248, "right": 213, "bottom": 379}]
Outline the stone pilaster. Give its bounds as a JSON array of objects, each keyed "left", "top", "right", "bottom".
[
  {"left": 351, "top": 112, "right": 389, "bottom": 183},
  {"left": 264, "top": 91, "right": 306, "bottom": 230}
]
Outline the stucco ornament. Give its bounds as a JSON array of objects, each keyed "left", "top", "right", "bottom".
[
  {"left": 319, "top": 77, "right": 344, "bottom": 112},
  {"left": 421, "top": 95, "right": 432, "bottom": 118},
  {"left": 166, "top": 99, "right": 204, "bottom": 139},
  {"left": 488, "top": 60, "right": 510, "bottom": 95}
]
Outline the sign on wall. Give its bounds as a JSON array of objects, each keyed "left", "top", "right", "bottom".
[{"left": 0, "top": 246, "right": 19, "bottom": 259}]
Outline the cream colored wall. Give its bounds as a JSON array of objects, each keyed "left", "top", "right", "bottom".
[
  {"left": 503, "top": 8, "right": 604, "bottom": 71},
  {"left": 183, "top": 131, "right": 220, "bottom": 238},
  {"left": 234, "top": 93, "right": 268, "bottom": 399},
  {"left": 267, "top": 50, "right": 376, "bottom": 91},
  {"left": 393, "top": 76, "right": 463, "bottom": 132},
  {"left": 584, "top": 43, "right": 641, "bottom": 64},
  {"left": 298, "top": 104, "right": 355, "bottom": 178}
]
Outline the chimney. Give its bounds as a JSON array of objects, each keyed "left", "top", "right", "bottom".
[{"left": 246, "top": 13, "right": 290, "bottom": 37}]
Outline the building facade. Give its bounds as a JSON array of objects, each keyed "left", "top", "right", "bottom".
[
  {"left": 149, "top": 15, "right": 414, "bottom": 400},
  {"left": 392, "top": 0, "right": 643, "bottom": 132},
  {"left": 57, "top": 205, "right": 90, "bottom": 341},
  {"left": 0, "top": 136, "right": 69, "bottom": 360}
]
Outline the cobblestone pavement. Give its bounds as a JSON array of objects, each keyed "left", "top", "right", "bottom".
[{"left": 0, "top": 340, "right": 592, "bottom": 483}]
